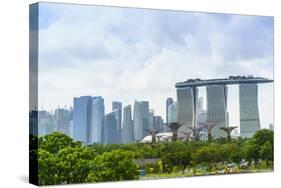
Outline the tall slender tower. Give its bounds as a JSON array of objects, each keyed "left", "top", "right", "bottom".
[
  {"left": 239, "top": 83, "right": 260, "bottom": 137},
  {"left": 167, "top": 101, "right": 177, "bottom": 124},
  {"left": 104, "top": 111, "right": 118, "bottom": 144},
  {"left": 133, "top": 100, "right": 149, "bottom": 141},
  {"left": 122, "top": 105, "right": 134, "bottom": 144},
  {"left": 112, "top": 101, "right": 122, "bottom": 144},
  {"left": 73, "top": 96, "right": 92, "bottom": 144},
  {"left": 91, "top": 97, "right": 105, "bottom": 144},
  {"left": 206, "top": 85, "right": 228, "bottom": 138},
  {"left": 166, "top": 98, "right": 174, "bottom": 124},
  {"left": 176, "top": 87, "right": 198, "bottom": 137}
]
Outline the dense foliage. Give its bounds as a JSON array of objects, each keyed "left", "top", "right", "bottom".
[{"left": 31, "top": 129, "right": 273, "bottom": 185}]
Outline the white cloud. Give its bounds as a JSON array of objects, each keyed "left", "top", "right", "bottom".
[{"left": 37, "top": 3, "right": 274, "bottom": 128}]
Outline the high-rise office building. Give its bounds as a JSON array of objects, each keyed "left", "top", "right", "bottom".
[
  {"left": 104, "top": 110, "right": 118, "bottom": 144},
  {"left": 133, "top": 100, "right": 149, "bottom": 141},
  {"left": 69, "top": 120, "right": 74, "bottom": 138},
  {"left": 239, "top": 83, "right": 261, "bottom": 138},
  {"left": 38, "top": 110, "right": 47, "bottom": 136},
  {"left": 55, "top": 108, "right": 71, "bottom": 136},
  {"left": 206, "top": 85, "right": 228, "bottom": 138},
  {"left": 37, "top": 110, "right": 55, "bottom": 136},
  {"left": 149, "top": 110, "right": 154, "bottom": 130},
  {"left": 166, "top": 98, "right": 174, "bottom": 124},
  {"left": 153, "top": 116, "right": 164, "bottom": 131},
  {"left": 112, "top": 101, "right": 122, "bottom": 144},
  {"left": 122, "top": 105, "right": 134, "bottom": 144},
  {"left": 73, "top": 96, "right": 92, "bottom": 144},
  {"left": 92, "top": 97, "right": 105, "bottom": 144},
  {"left": 167, "top": 102, "right": 177, "bottom": 124}
]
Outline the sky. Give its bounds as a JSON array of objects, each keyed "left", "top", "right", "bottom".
[{"left": 35, "top": 2, "right": 274, "bottom": 129}]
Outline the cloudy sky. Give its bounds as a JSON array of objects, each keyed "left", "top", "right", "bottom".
[{"left": 36, "top": 2, "right": 274, "bottom": 128}]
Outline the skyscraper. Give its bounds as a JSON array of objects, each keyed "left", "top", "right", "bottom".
[
  {"left": 38, "top": 111, "right": 47, "bottom": 136},
  {"left": 153, "top": 116, "right": 164, "bottom": 131},
  {"left": 176, "top": 87, "right": 198, "bottom": 137},
  {"left": 149, "top": 110, "right": 154, "bottom": 130},
  {"left": 91, "top": 97, "right": 105, "bottom": 144},
  {"left": 133, "top": 100, "right": 149, "bottom": 141},
  {"left": 104, "top": 111, "right": 118, "bottom": 144},
  {"left": 206, "top": 85, "right": 228, "bottom": 138},
  {"left": 112, "top": 101, "right": 122, "bottom": 144},
  {"left": 55, "top": 108, "right": 71, "bottom": 136},
  {"left": 36, "top": 110, "right": 56, "bottom": 136},
  {"left": 167, "top": 102, "right": 177, "bottom": 124},
  {"left": 122, "top": 105, "right": 134, "bottom": 144},
  {"left": 239, "top": 83, "right": 261, "bottom": 138},
  {"left": 73, "top": 96, "right": 92, "bottom": 144},
  {"left": 166, "top": 98, "right": 174, "bottom": 124}
]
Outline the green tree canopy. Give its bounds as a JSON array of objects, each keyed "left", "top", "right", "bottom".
[
  {"left": 86, "top": 149, "right": 139, "bottom": 182},
  {"left": 39, "top": 132, "right": 81, "bottom": 154}
]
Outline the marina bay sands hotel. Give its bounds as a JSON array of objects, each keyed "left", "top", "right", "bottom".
[{"left": 175, "top": 76, "right": 273, "bottom": 138}]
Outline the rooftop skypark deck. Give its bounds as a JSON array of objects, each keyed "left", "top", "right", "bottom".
[{"left": 175, "top": 76, "right": 273, "bottom": 88}]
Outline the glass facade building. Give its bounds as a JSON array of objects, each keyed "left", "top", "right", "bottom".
[
  {"left": 112, "top": 101, "right": 122, "bottom": 144},
  {"left": 133, "top": 100, "right": 149, "bottom": 141},
  {"left": 104, "top": 111, "right": 118, "bottom": 144},
  {"left": 153, "top": 116, "right": 164, "bottom": 131},
  {"left": 166, "top": 97, "right": 174, "bottom": 124},
  {"left": 167, "top": 101, "right": 177, "bottom": 124},
  {"left": 122, "top": 105, "right": 134, "bottom": 144},
  {"left": 55, "top": 108, "right": 71, "bottom": 137},
  {"left": 149, "top": 110, "right": 154, "bottom": 130},
  {"left": 239, "top": 83, "right": 260, "bottom": 137},
  {"left": 73, "top": 96, "right": 92, "bottom": 144},
  {"left": 91, "top": 97, "right": 105, "bottom": 144}
]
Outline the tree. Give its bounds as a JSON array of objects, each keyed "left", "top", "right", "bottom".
[
  {"left": 38, "top": 149, "right": 58, "bottom": 185},
  {"left": 86, "top": 149, "right": 139, "bottom": 182},
  {"left": 242, "top": 139, "right": 259, "bottom": 166},
  {"left": 55, "top": 146, "right": 97, "bottom": 184},
  {"left": 253, "top": 129, "right": 273, "bottom": 147},
  {"left": 259, "top": 141, "right": 273, "bottom": 162},
  {"left": 242, "top": 129, "right": 274, "bottom": 166},
  {"left": 159, "top": 141, "right": 192, "bottom": 172},
  {"left": 192, "top": 144, "right": 222, "bottom": 164},
  {"left": 39, "top": 132, "right": 81, "bottom": 154}
]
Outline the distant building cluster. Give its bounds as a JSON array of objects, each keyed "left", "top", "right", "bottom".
[
  {"left": 29, "top": 107, "right": 73, "bottom": 138},
  {"left": 31, "top": 97, "right": 165, "bottom": 145},
  {"left": 30, "top": 76, "right": 273, "bottom": 143}
]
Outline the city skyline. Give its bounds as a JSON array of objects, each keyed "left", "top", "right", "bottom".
[{"left": 36, "top": 3, "right": 273, "bottom": 129}]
